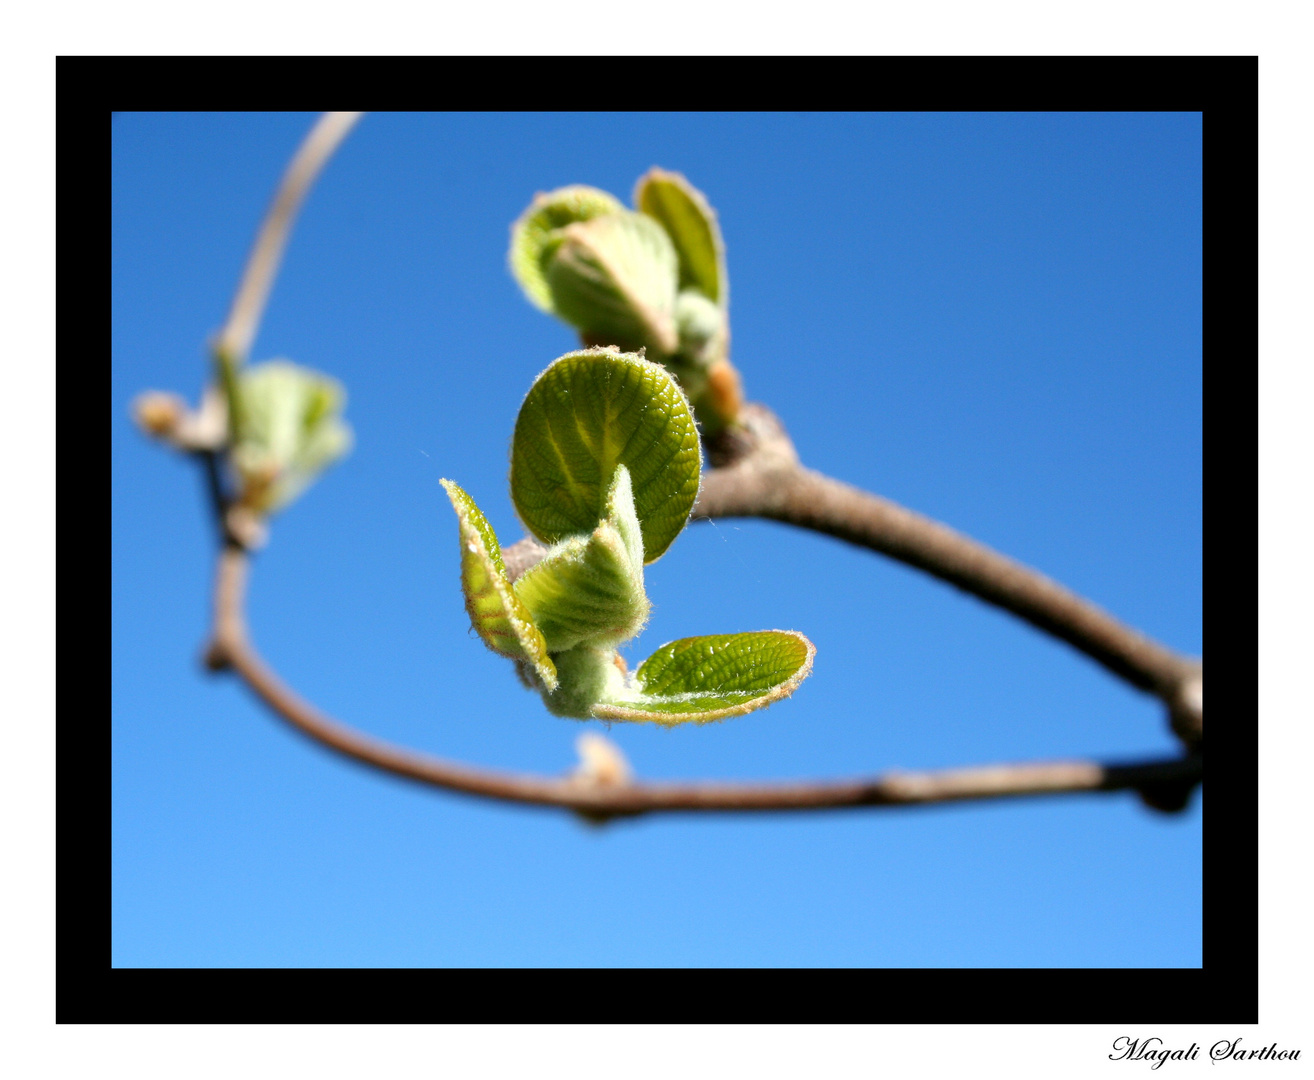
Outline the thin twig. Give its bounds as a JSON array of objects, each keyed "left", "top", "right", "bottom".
[
  {"left": 203, "top": 545, "right": 1199, "bottom": 816},
  {"left": 694, "top": 405, "right": 1203, "bottom": 745},
  {"left": 191, "top": 112, "right": 1201, "bottom": 818},
  {"left": 214, "top": 112, "right": 363, "bottom": 363},
  {"left": 698, "top": 463, "right": 1193, "bottom": 692}
]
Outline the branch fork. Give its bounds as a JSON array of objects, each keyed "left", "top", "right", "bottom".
[{"left": 163, "top": 112, "right": 1200, "bottom": 820}]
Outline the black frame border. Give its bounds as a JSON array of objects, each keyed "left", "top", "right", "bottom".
[{"left": 79, "top": 56, "right": 1248, "bottom": 1022}]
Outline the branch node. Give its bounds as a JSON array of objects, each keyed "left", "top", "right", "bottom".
[
  {"left": 203, "top": 639, "right": 233, "bottom": 672},
  {"left": 1109, "top": 752, "right": 1202, "bottom": 814},
  {"left": 223, "top": 506, "right": 269, "bottom": 551},
  {"left": 702, "top": 401, "right": 799, "bottom": 469},
  {"left": 132, "top": 385, "right": 228, "bottom": 453},
  {"left": 1135, "top": 779, "right": 1199, "bottom": 814}
]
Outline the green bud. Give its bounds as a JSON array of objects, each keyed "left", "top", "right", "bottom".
[
  {"left": 675, "top": 289, "right": 724, "bottom": 359},
  {"left": 445, "top": 346, "right": 814, "bottom": 726},
  {"left": 509, "top": 185, "right": 625, "bottom": 313},
  {"left": 229, "top": 360, "right": 352, "bottom": 513},
  {"left": 510, "top": 185, "right": 687, "bottom": 359},
  {"left": 542, "top": 211, "right": 680, "bottom": 356},
  {"left": 513, "top": 465, "right": 649, "bottom": 653},
  {"left": 664, "top": 289, "right": 728, "bottom": 405},
  {"left": 509, "top": 174, "right": 745, "bottom": 435},
  {"left": 543, "top": 645, "right": 629, "bottom": 720}
]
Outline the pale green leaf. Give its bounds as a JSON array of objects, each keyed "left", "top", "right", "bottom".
[
  {"left": 634, "top": 168, "right": 727, "bottom": 309},
  {"left": 509, "top": 185, "right": 625, "bottom": 313},
  {"left": 510, "top": 349, "right": 701, "bottom": 563},
  {"left": 593, "top": 630, "right": 815, "bottom": 724},
  {"left": 543, "top": 211, "right": 680, "bottom": 356},
  {"left": 440, "top": 479, "right": 557, "bottom": 691},
  {"left": 230, "top": 360, "right": 353, "bottom": 513}
]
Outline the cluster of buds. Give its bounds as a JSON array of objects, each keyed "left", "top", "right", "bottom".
[
  {"left": 134, "top": 355, "right": 352, "bottom": 547},
  {"left": 509, "top": 169, "right": 743, "bottom": 435},
  {"left": 441, "top": 348, "right": 813, "bottom": 725}
]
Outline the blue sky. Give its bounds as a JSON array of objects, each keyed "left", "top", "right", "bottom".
[{"left": 112, "top": 112, "right": 1201, "bottom": 967}]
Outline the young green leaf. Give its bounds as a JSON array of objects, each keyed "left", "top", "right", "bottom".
[
  {"left": 440, "top": 479, "right": 558, "bottom": 691},
  {"left": 509, "top": 185, "right": 625, "bottom": 313},
  {"left": 593, "top": 630, "right": 815, "bottom": 724},
  {"left": 229, "top": 360, "right": 353, "bottom": 513},
  {"left": 542, "top": 211, "right": 680, "bottom": 356},
  {"left": 512, "top": 465, "right": 650, "bottom": 653},
  {"left": 510, "top": 349, "right": 701, "bottom": 563},
  {"left": 634, "top": 167, "right": 727, "bottom": 310}
]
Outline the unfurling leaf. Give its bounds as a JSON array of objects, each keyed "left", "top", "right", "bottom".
[
  {"left": 509, "top": 173, "right": 746, "bottom": 434},
  {"left": 229, "top": 360, "right": 352, "bottom": 514},
  {"left": 633, "top": 170, "right": 743, "bottom": 432},
  {"left": 542, "top": 211, "right": 680, "bottom": 356},
  {"left": 509, "top": 185, "right": 625, "bottom": 313},
  {"left": 510, "top": 348, "right": 701, "bottom": 563},
  {"left": 634, "top": 167, "right": 728, "bottom": 309},
  {"left": 441, "top": 479, "right": 558, "bottom": 691},
  {"left": 446, "top": 344, "right": 812, "bottom": 725},
  {"left": 512, "top": 465, "right": 649, "bottom": 653}
]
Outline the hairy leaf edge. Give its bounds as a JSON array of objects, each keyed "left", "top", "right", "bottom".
[
  {"left": 440, "top": 479, "right": 559, "bottom": 691},
  {"left": 510, "top": 347, "right": 703, "bottom": 565},
  {"left": 632, "top": 166, "right": 728, "bottom": 312},
  {"left": 591, "top": 630, "right": 816, "bottom": 724}
]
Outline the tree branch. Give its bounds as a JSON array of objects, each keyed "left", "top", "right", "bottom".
[
  {"left": 202, "top": 544, "right": 1199, "bottom": 817},
  {"left": 215, "top": 111, "right": 363, "bottom": 363},
  {"left": 185, "top": 111, "right": 1201, "bottom": 820},
  {"left": 695, "top": 404, "right": 1203, "bottom": 746}
]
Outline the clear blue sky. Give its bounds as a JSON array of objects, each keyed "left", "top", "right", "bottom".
[{"left": 112, "top": 112, "right": 1201, "bottom": 968}]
